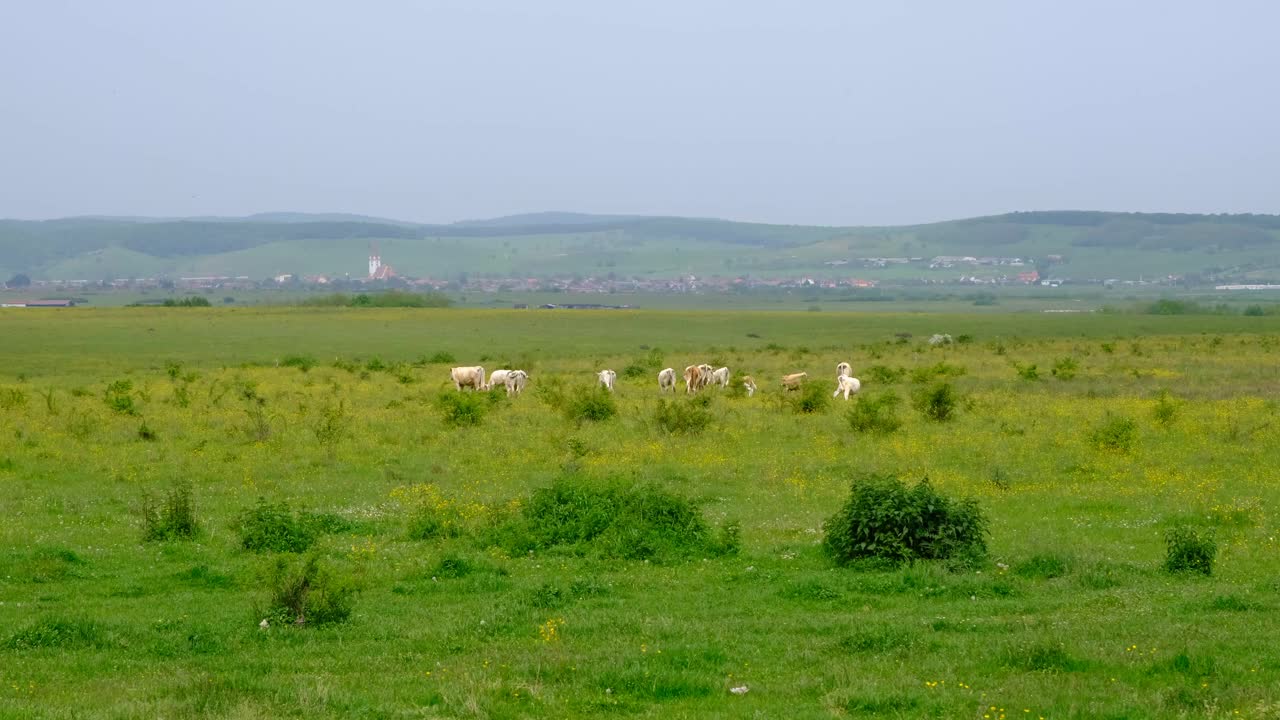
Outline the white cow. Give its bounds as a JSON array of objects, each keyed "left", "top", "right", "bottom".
[
  {"left": 658, "top": 367, "right": 677, "bottom": 393},
  {"left": 697, "top": 363, "right": 714, "bottom": 389},
  {"left": 451, "top": 366, "right": 487, "bottom": 391},
  {"left": 929, "top": 334, "right": 954, "bottom": 346},
  {"left": 488, "top": 369, "right": 511, "bottom": 390},
  {"left": 833, "top": 375, "right": 862, "bottom": 400},
  {"left": 836, "top": 362, "right": 852, "bottom": 378},
  {"left": 598, "top": 369, "right": 617, "bottom": 392},
  {"left": 710, "top": 366, "right": 730, "bottom": 389},
  {"left": 504, "top": 369, "right": 528, "bottom": 396},
  {"left": 741, "top": 375, "right": 758, "bottom": 397}
]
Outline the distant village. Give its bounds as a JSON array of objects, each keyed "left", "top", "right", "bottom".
[{"left": 5, "top": 245, "right": 1273, "bottom": 305}]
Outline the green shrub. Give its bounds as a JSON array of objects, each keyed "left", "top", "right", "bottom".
[
  {"left": 789, "top": 382, "right": 829, "bottom": 414},
  {"left": 0, "top": 387, "right": 27, "bottom": 410},
  {"left": 436, "top": 391, "right": 487, "bottom": 427},
  {"left": 1152, "top": 390, "right": 1180, "bottom": 426},
  {"left": 3, "top": 617, "right": 117, "bottom": 650},
  {"left": 160, "top": 296, "right": 212, "bottom": 307},
  {"left": 104, "top": 379, "right": 138, "bottom": 415},
  {"left": 258, "top": 555, "right": 356, "bottom": 627},
  {"left": 236, "top": 500, "right": 318, "bottom": 553},
  {"left": 1091, "top": 414, "right": 1138, "bottom": 452},
  {"left": 909, "top": 362, "right": 966, "bottom": 384},
  {"left": 622, "top": 363, "right": 649, "bottom": 380},
  {"left": 1051, "top": 356, "right": 1079, "bottom": 380},
  {"left": 141, "top": 482, "right": 199, "bottom": 541},
  {"left": 427, "top": 351, "right": 456, "bottom": 364},
  {"left": 653, "top": 398, "right": 713, "bottom": 435},
  {"left": 822, "top": 474, "right": 988, "bottom": 567},
  {"left": 1244, "top": 304, "right": 1267, "bottom": 317},
  {"left": 563, "top": 387, "right": 617, "bottom": 423},
  {"left": 1014, "top": 362, "right": 1041, "bottom": 381},
  {"left": 488, "top": 476, "right": 735, "bottom": 562},
  {"left": 137, "top": 421, "right": 158, "bottom": 441},
  {"left": 280, "top": 354, "right": 317, "bottom": 372},
  {"left": 865, "top": 365, "right": 905, "bottom": 384},
  {"left": 1164, "top": 526, "right": 1216, "bottom": 575},
  {"left": 845, "top": 392, "right": 903, "bottom": 434},
  {"left": 912, "top": 382, "right": 958, "bottom": 422}
]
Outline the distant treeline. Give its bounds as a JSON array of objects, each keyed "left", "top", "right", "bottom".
[{"left": 299, "top": 290, "right": 452, "bottom": 308}]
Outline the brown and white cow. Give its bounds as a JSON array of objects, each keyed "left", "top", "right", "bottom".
[{"left": 781, "top": 372, "right": 807, "bottom": 391}]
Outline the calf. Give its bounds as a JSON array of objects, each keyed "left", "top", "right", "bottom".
[
  {"left": 781, "top": 372, "right": 807, "bottom": 391},
  {"left": 710, "top": 366, "right": 730, "bottom": 389}
]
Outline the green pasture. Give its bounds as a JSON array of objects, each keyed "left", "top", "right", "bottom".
[{"left": 2, "top": 308, "right": 1280, "bottom": 718}]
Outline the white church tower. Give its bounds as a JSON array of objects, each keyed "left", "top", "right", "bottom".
[{"left": 368, "top": 243, "right": 382, "bottom": 279}]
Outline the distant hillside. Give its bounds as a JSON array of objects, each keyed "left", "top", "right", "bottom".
[{"left": 4, "top": 210, "right": 1280, "bottom": 283}]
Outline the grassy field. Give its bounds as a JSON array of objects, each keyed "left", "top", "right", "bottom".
[{"left": 3, "top": 307, "right": 1280, "bottom": 718}]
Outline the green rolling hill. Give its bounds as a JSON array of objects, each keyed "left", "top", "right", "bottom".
[{"left": 4, "top": 211, "right": 1280, "bottom": 283}]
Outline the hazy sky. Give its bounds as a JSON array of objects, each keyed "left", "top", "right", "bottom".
[{"left": 2, "top": 1, "right": 1277, "bottom": 226}]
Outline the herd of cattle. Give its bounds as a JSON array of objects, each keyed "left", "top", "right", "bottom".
[{"left": 449, "top": 362, "right": 862, "bottom": 399}]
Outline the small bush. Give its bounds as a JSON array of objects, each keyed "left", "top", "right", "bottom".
[
  {"left": 142, "top": 482, "right": 199, "bottom": 541},
  {"left": 137, "top": 421, "right": 158, "bottom": 441},
  {"left": 1152, "top": 390, "right": 1180, "bottom": 426},
  {"left": 1014, "top": 362, "right": 1040, "bottom": 381},
  {"left": 487, "top": 476, "right": 734, "bottom": 562},
  {"left": 1244, "top": 304, "right": 1267, "bottom": 317},
  {"left": 845, "top": 392, "right": 903, "bottom": 434},
  {"left": 3, "top": 617, "right": 117, "bottom": 650},
  {"left": 653, "top": 398, "right": 713, "bottom": 435},
  {"left": 280, "top": 354, "right": 317, "bottom": 372},
  {"left": 237, "top": 499, "right": 318, "bottom": 553},
  {"left": 789, "top": 382, "right": 829, "bottom": 414},
  {"left": 621, "top": 363, "right": 648, "bottom": 380},
  {"left": 1164, "top": 526, "right": 1216, "bottom": 576},
  {"left": 822, "top": 474, "right": 988, "bottom": 567},
  {"left": 563, "top": 386, "right": 617, "bottom": 423},
  {"left": 865, "top": 365, "right": 905, "bottom": 385},
  {"left": 258, "top": 555, "right": 356, "bottom": 627},
  {"left": 436, "top": 391, "right": 487, "bottom": 427},
  {"left": 313, "top": 401, "right": 349, "bottom": 449},
  {"left": 912, "top": 382, "right": 958, "bottom": 422},
  {"left": 0, "top": 387, "right": 27, "bottom": 410},
  {"left": 909, "top": 362, "right": 966, "bottom": 384},
  {"left": 427, "top": 351, "right": 456, "bottom": 364},
  {"left": 1091, "top": 414, "right": 1138, "bottom": 453},
  {"left": 1051, "top": 356, "right": 1079, "bottom": 380},
  {"left": 104, "top": 379, "right": 138, "bottom": 415}
]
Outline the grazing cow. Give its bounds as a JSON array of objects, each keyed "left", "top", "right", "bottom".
[
  {"left": 741, "top": 375, "right": 758, "bottom": 397},
  {"left": 658, "top": 367, "right": 677, "bottom": 393},
  {"left": 488, "top": 369, "right": 511, "bottom": 390},
  {"left": 683, "top": 365, "right": 704, "bottom": 394},
  {"left": 504, "top": 369, "right": 528, "bottom": 396},
  {"left": 781, "top": 372, "right": 807, "bottom": 391},
  {"left": 710, "top": 366, "right": 730, "bottom": 389},
  {"left": 836, "top": 362, "right": 852, "bottom": 378},
  {"left": 697, "top": 363, "right": 714, "bottom": 389},
  {"left": 598, "top": 369, "right": 617, "bottom": 392},
  {"left": 451, "top": 366, "right": 487, "bottom": 391},
  {"left": 833, "top": 374, "right": 862, "bottom": 400}
]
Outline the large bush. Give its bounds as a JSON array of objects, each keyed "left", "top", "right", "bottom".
[
  {"left": 488, "top": 477, "right": 737, "bottom": 562},
  {"left": 564, "top": 387, "right": 617, "bottom": 423},
  {"left": 1163, "top": 526, "right": 1216, "bottom": 576},
  {"left": 257, "top": 555, "right": 356, "bottom": 627},
  {"left": 236, "top": 500, "right": 318, "bottom": 553},
  {"left": 653, "top": 396, "right": 713, "bottom": 435},
  {"left": 822, "top": 474, "right": 988, "bottom": 567},
  {"left": 845, "top": 392, "right": 903, "bottom": 434}
]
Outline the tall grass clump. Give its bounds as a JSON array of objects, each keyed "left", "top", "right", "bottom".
[
  {"left": 1091, "top": 414, "right": 1138, "bottom": 453},
  {"left": 564, "top": 387, "right": 617, "bottom": 423},
  {"left": 1152, "top": 390, "right": 1181, "bottom": 427},
  {"left": 488, "top": 476, "right": 736, "bottom": 562},
  {"left": 653, "top": 395, "right": 713, "bottom": 435},
  {"left": 822, "top": 474, "right": 988, "bottom": 567},
  {"left": 1163, "top": 526, "right": 1216, "bottom": 576},
  {"left": 280, "top": 354, "right": 317, "bottom": 372},
  {"left": 845, "top": 392, "right": 902, "bottom": 434},
  {"left": 257, "top": 555, "right": 357, "bottom": 627},
  {"left": 141, "top": 482, "right": 199, "bottom": 541},
  {"left": 236, "top": 500, "right": 318, "bottom": 553},
  {"left": 436, "top": 391, "right": 487, "bottom": 427},
  {"left": 912, "top": 382, "right": 959, "bottom": 422}
]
